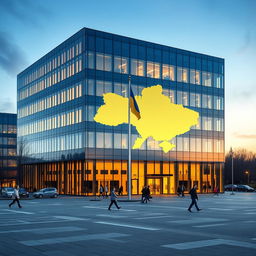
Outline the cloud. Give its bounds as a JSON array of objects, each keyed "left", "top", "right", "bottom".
[
  {"left": 0, "top": 98, "right": 15, "bottom": 113},
  {"left": 0, "top": 0, "right": 51, "bottom": 27},
  {"left": 0, "top": 31, "right": 27, "bottom": 76},
  {"left": 233, "top": 133, "right": 256, "bottom": 139}
]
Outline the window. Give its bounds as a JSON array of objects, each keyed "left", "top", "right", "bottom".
[
  {"left": 202, "top": 116, "right": 212, "bottom": 130},
  {"left": 96, "top": 53, "right": 112, "bottom": 71},
  {"left": 131, "top": 59, "right": 145, "bottom": 76},
  {"left": 214, "top": 96, "right": 224, "bottom": 110},
  {"left": 162, "top": 64, "right": 170, "bottom": 80},
  {"left": 88, "top": 51, "right": 94, "bottom": 69},
  {"left": 121, "top": 134, "right": 128, "bottom": 149},
  {"left": 214, "top": 118, "right": 224, "bottom": 131},
  {"left": 195, "top": 70, "right": 200, "bottom": 85},
  {"left": 104, "top": 133, "right": 112, "bottom": 148},
  {"left": 154, "top": 63, "right": 160, "bottom": 78},
  {"left": 190, "top": 70, "right": 195, "bottom": 84},
  {"left": 88, "top": 132, "right": 95, "bottom": 147},
  {"left": 96, "top": 132, "right": 104, "bottom": 148},
  {"left": 162, "top": 64, "right": 175, "bottom": 81},
  {"left": 202, "top": 94, "right": 212, "bottom": 109},
  {"left": 214, "top": 73, "right": 223, "bottom": 88},
  {"left": 147, "top": 62, "right": 154, "bottom": 78},
  {"left": 96, "top": 80, "right": 104, "bottom": 96},
  {"left": 177, "top": 67, "right": 188, "bottom": 83},
  {"left": 177, "top": 91, "right": 188, "bottom": 106},
  {"left": 87, "top": 79, "right": 95, "bottom": 95},
  {"left": 170, "top": 90, "right": 175, "bottom": 103},
  {"left": 202, "top": 72, "right": 212, "bottom": 86},
  {"left": 87, "top": 106, "right": 95, "bottom": 121},
  {"left": 114, "top": 56, "right": 128, "bottom": 74},
  {"left": 114, "top": 133, "right": 121, "bottom": 149},
  {"left": 96, "top": 53, "right": 104, "bottom": 70},
  {"left": 190, "top": 93, "right": 196, "bottom": 107}
]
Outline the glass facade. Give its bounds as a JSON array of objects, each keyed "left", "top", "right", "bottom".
[
  {"left": 17, "top": 28, "right": 224, "bottom": 195},
  {"left": 0, "top": 113, "right": 17, "bottom": 187}
]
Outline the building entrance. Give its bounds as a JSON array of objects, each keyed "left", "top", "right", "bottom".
[{"left": 146, "top": 178, "right": 161, "bottom": 195}]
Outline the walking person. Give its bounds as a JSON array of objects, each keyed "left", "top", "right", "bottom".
[
  {"left": 177, "top": 185, "right": 181, "bottom": 197},
  {"left": 9, "top": 185, "right": 22, "bottom": 208},
  {"left": 108, "top": 188, "right": 121, "bottom": 210},
  {"left": 118, "top": 185, "right": 123, "bottom": 196},
  {"left": 188, "top": 185, "right": 202, "bottom": 212},
  {"left": 143, "top": 185, "right": 151, "bottom": 203},
  {"left": 105, "top": 185, "right": 109, "bottom": 198},
  {"left": 99, "top": 184, "right": 104, "bottom": 198},
  {"left": 141, "top": 186, "right": 146, "bottom": 203},
  {"left": 181, "top": 184, "right": 185, "bottom": 197},
  {"left": 213, "top": 186, "right": 219, "bottom": 196}
]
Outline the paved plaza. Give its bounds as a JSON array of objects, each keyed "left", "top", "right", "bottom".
[{"left": 0, "top": 193, "right": 256, "bottom": 256}]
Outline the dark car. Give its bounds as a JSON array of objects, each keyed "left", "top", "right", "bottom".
[
  {"left": 236, "top": 185, "right": 255, "bottom": 192},
  {"left": 33, "top": 188, "right": 58, "bottom": 198},
  {"left": 224, "top": 184, "right": 237, "bottom": 191},
  {"left": 19, "top": 188, "right": 29, "bottom": 198}
]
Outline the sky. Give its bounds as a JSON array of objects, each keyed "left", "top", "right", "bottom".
[{"left": 0, "top": 0, "right": 255, "bottom": 153}]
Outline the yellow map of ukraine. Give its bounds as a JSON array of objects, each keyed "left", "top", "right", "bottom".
[{"left": 94, "top": 85, "right": 199, "bottom": 153}]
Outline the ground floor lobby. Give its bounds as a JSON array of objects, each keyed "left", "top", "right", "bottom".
[{"left": 21, "top": 160, "right": 224, "bottom": 195}]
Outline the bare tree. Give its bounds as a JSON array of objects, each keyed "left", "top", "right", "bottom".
[{"left": 225, "top": 148, "right": 256, "bottom": 186}]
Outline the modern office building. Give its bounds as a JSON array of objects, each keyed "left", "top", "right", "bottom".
[
  {"left": 0, "top": 113, "right": 17, "bottom": 187},
  {"left": 17, "top": 28, "right": 224, "bottom": 195}
]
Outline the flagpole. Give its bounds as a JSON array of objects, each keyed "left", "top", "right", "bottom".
[{"left": 128, "top": 75, "right": 132, "bottom": 200}]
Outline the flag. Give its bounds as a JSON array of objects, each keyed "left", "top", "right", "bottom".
[{"left": 129, "top": 88, "right": 141, "bottom": 119}]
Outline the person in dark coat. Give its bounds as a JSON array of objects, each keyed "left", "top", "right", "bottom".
[
  {"left": 118, "top": 186, "right": 123, "bottom": 196},
  {"left": 181, "top": 185, "right": 185, "bottom": 197},
  {"left": 108, "top": 188, "right": 121, "bottom": 210},
  {"left": 188, "top": 185, "right": 202, "bottom": 212},
  {"left": 177, "top": 186, "right": 181, "bottom": 197},
  {"left": 141, "top": 186, "right": 146, "bottom": 203}
]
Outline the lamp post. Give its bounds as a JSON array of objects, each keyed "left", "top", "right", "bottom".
[
  {"left": 230, "top": 147, "right": 235, "bottom": 195},
  {"left": 245, "top": 170, "right": 250, "bottom": 185}
]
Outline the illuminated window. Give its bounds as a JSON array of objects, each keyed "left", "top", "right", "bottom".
[
  {"left": 131, "top": 59, "right": 144, "bottom": 76},
  {"left": 147, "top": 62, "right": 154, "bottom": 78},
  {"left": 154, "top": 63, "right": 160, "bottom": 78},
  {"left": 162, "top": 64, "right": 170, "bottom": 80},
  {"left": 190, "top": 70, "right": 196, "bottom": 84},
  {"left": 170, "top": 90, "right": 175, "bottom": 103},
  {"left": 202, "top": 72, "right": 212, "bottom": 86},
  {"left": 195, "top": 70, "right": 200, "bottom": 85},
  {"left": 114, "top": 56, "right": 128, "bottom": 74},
  {"left": 178, "top": 67, "right": 188, "bottom": 82},
  {"left": 121, "top": 134, "right": 128, "bottom": 149}
]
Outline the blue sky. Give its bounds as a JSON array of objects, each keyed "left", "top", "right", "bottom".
[{"left": 0, "top": 0, "right": 255, "bottom": 152}]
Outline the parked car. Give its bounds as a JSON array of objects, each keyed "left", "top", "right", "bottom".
[
  {"left": 236, "top": 185, "right": 255, "bottom": 192},
  {"left": 1, "top": 187, "right": 14, "bottom": 198},
  {"left": 33, "top": 188, "right": 58, "bottom": 198},
  {"left": 19, "top": 188, "right": 29, "bottom": 198},
  {"left": 224, "top": 184, "right": 237, "bottom": 191}
]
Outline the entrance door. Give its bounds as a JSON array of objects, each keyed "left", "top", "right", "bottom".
[
  {"left": 132, "top": 179, "right": 138, "bottom": 195},
  {"left": 147, "top": 178, "right": 161, "bottom": 194}
]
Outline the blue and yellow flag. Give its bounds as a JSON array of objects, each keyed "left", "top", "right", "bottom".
[{"left": 130, "top": 88, "right": 141, "bottom": 119}]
